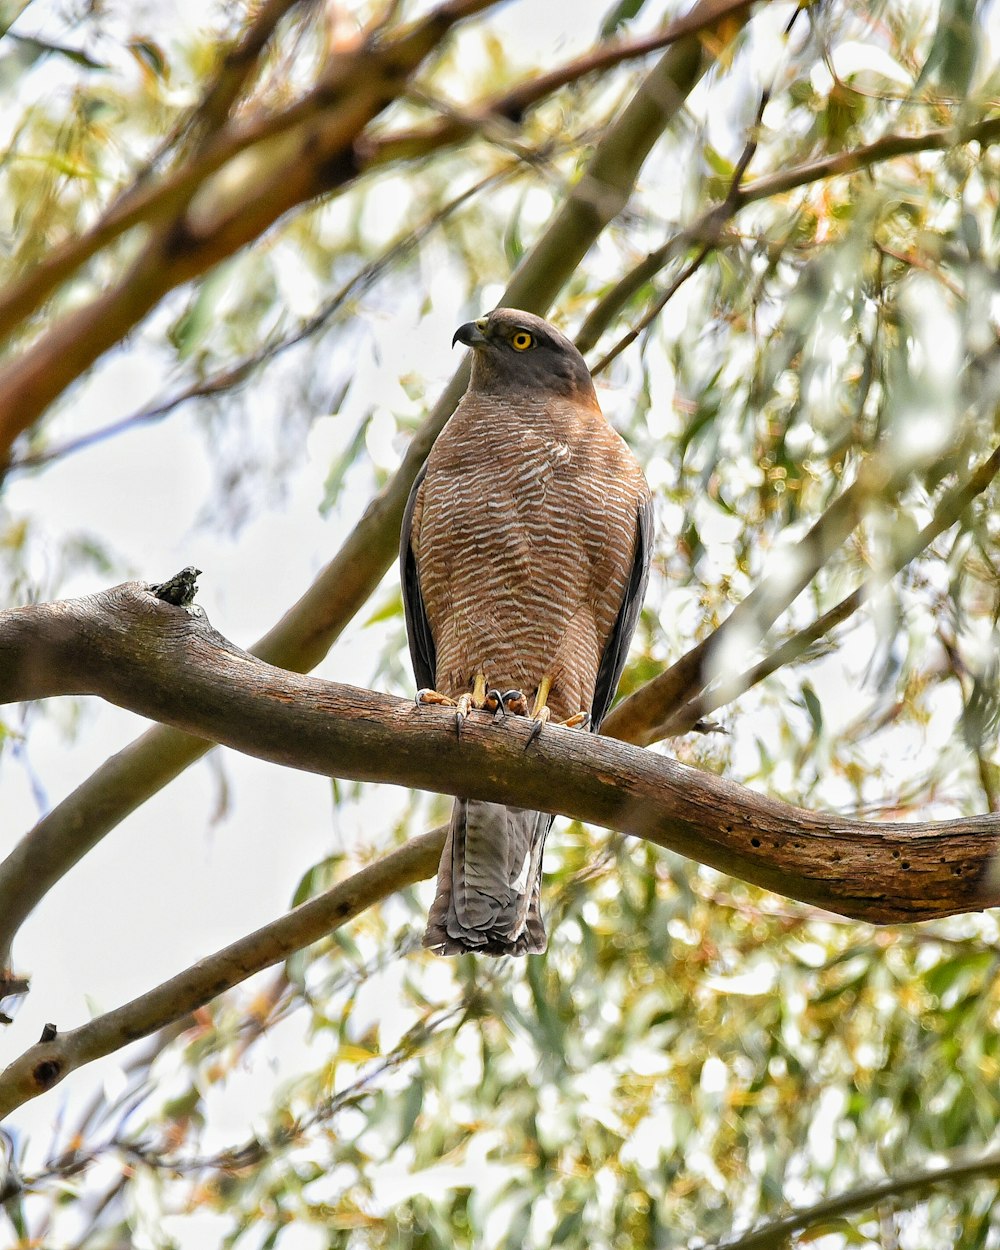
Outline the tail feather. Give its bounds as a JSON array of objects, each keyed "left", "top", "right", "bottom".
[{"left": 423, "top": 799, "right": 552, "bottom": 956}]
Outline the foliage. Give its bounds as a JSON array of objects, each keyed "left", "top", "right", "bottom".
[{"left": 4, "top": 0, "right": 1000, "bottom": 1247}]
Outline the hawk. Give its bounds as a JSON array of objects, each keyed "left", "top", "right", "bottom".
[{"left": 400, "top": 308, "right": 652, "bottom": 956}]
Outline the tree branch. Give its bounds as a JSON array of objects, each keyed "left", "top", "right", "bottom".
[
  {"left": 363, "top": 0, "right": 757, "bottom": 166},
  {"left": 579, "top": 113, "right": 1000, "bottom": 359},
  {"left": 710, "top": 1148, "right": 1000, "bottom": 1250},
  {"left": 0, "top": 0, "right": 312, "bottom": 354},
  {"left": 589, "top": 64, "right": 776, "bottom": 374},
  {"left": 603, "top": 466, "right": 879, "bottom": 745},
  {"left": 0, "top": 0, "right": 753, "bottom": 444},
  {"left": 664, "top": 444, "right": 1000, "bottom": 735},
  {"left": 7, "top": 164, "right": 512, "bottom": 474},
  {"left": 0, "top": 0, "right": 744, "bottom": 973},
  {"left": 3, "top": 578, "right": 998, "bottom": 927}
]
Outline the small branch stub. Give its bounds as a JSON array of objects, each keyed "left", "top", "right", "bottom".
[{"left": 150, "top": 566, "right": 202, "bottom": 607}]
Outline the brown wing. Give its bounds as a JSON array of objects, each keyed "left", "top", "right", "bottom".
[
  {"left": 589, "top": 497, "right": 653, "bottom": 732},
  {"left": 399, "top": 461, "right": 436, "bottom": 691}
]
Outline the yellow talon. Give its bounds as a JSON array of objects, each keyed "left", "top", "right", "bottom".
[{"left": 530, "top": 675, "right": 552, "bottom": 720}]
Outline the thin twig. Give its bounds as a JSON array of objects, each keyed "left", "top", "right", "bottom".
[{"left": 707, "top": 1147, "right": 1000, "bottom": 1250}]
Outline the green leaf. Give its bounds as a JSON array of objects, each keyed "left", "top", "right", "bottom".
[
  {"left": 551, "top": 1207, "right": 584, "bottom": 1243},
  {"left": 801, "top": 682, "right": 823, "bottom": 737},
  {"left": 321, "top": 413, "right": 372, "bottom": 515},
  {"left": 395, "top": 1075, "right": 424, "bottom": 1149},
  {"left": 915, "top": 0, "right": 980, "bottom": 96},
  {"left": 0, "top": 0, "right": 28, "bottom": 36},
  {"left": 168, "top": 265, "right": 232, "bottom": 358},
  {"left": 364, "top": 589, "right": 403, "bottom": 626},
  {"left": 6, "top": 32, "right": 107, "bottom": 72},
  {"left": 703, "top": 143, "right": 735, "bottom": 178},
  {"left": 129, "top": 37, "right": 168, "bottom": 80}
]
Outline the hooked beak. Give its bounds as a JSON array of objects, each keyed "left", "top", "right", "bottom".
[{"left": 452, "top": 317, "right": 489, "bottom": 349}]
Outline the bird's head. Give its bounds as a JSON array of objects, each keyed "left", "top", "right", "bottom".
[{"left": 453, "top": 308, "right": 596, "bottom": 402}]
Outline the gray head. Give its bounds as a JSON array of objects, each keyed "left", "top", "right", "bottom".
[{"left": 452, "top": 308, "right": 596, "bottom": 402}]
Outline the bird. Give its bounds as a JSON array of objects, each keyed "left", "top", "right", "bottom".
[{"left": 399, "top": 308, "right": 653, "bottom": 956}]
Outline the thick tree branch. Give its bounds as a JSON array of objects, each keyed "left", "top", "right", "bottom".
[
  {"left": 0, "top": 0, "right": 742, "bottom": 973},
  {"left": 3, "top": 579, "right": 998, "bottom": 928},
  {"left": 711, "top": 1148, "right": 1000, "bottom": 1250}
]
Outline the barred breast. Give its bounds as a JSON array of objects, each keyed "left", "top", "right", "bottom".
[{"left": 410, "top": 390, "right": 649, "bottom": 721}]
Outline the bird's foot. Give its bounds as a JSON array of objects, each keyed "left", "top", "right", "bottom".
[
  {"left": 415, "top": 688, "right": 456, "bottom": 709},
  {"left": 456, "top": 674, "right": 530, "bottom": 737},
  {"left": 414, "top": 687, "right": 471, "bottom": 739},
  {"left": 457, "top": 682, "right": 528, "bottom": 735},
  {"left": 484, "top": 688, "right": 529, "bottom": 721},
  {"left": 415, "top": 681, "right": 531, "bottom": 738}
]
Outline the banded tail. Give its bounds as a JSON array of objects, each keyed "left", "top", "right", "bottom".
[{"left": 422, "top": 799, "right": 553, "bottom": 955}]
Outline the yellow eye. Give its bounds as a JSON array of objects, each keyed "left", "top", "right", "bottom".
[{"left": 511, "top": 331, "right": 534, "bottom": 351}]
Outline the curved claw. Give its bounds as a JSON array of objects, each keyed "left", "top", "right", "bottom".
[
  {"left": 454, "top": 692, "right": 474, "bottom": 739},
  {"left": 523, "top": 703, "right": 590, "bottom": 751},
  {"left": 483, "top": 687, "right": 507, "bottom": 720},
  {"left": 524, "top": 705, "right": 551, "bottom": 751},
  {"left": 484, "top": 687, "right": 529, "bottom": 722}
]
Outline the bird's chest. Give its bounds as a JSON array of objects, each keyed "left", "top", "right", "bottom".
[
  {"left": 414, "top": 396, "right": 632, "bottom": 622},
  {"left": 426, "top": 420, "right": 586, "bottom": 548}
]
